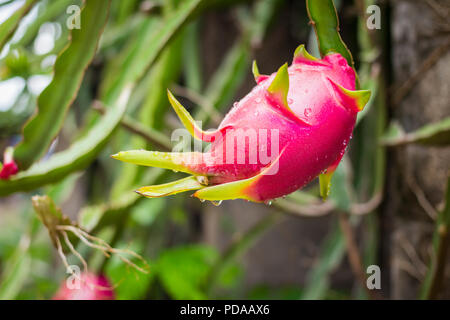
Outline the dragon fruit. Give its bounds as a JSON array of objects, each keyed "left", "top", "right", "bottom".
[
  {"left": 112, "top": 45, "right": 370, "bottom": 202},
  {"left": 0, "top": 147, "right": 18, "bottom": 180},
  {"left": 53, "top": 272, "right": 115, "bottom": 300}
]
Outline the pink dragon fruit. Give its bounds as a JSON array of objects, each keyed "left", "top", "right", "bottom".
[
  {"left": 53, "top": 272, "right": 115, "bottom": 300},
  {"left": 112, "top": 45, "right": 370, "bottom": 202},
  {"left": 0, "top": 147, "right": 18, "bottom": 180}
]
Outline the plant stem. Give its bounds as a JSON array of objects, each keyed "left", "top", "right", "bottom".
[
  {"left": 92, "top": 102, "right": 171, "bottom": 151},
  {"left": 420, "top": 175, "right": 450, "bottom": 299},
  {"left": 204, "top": 212, "right": 282, "bottom": 296},
  {"left": 338, "top": 213, "right": 379, "bottom": 299},
  {"left": 275, "top": 192, "right": 382, "bottom": 218}
]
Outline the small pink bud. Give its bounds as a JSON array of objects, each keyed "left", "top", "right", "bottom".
[
  {"left": 53, "top": 272, "right": 115, "bottom": 300},
  {"left": 0, "top": 147, "right": 18, "bottom": 180}
]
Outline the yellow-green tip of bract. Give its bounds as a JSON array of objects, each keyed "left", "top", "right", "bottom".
[
  {"left": 327, "top": 78, "right": 371, "bottom": 112},
  {"left": 350, "top": 88, "right": 371, "bottom": 111},
  {"left": 293, "top": 44, "right": 318, "bottom": 62},
  {"left": 194, "top": 176, "right": 256, "bottom": 201},
  {"left": 335, "top": 83, "right": 371, "bottom": 111},
  {"left": 166, "top": 89, "right": 217, "bottom": 141},
  {"left": 136, "top": 176, "right": 204, "bottom": 198},
  {"left": 111, "top": 150, "right": 198, "bottom": 175},
  {"left": 167, "top": 89, "right": 196, "bottom": 136},
  {"left": 252, "top": 60, "right": 261, "bottom": 82},
  {"left": 267, "top": 63, "right": 290, "bottom": 109},
  {"left": 319, "top": 171, "right": 333, "bottom": 201}
]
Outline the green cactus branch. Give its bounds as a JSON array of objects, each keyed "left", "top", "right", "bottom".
[
  {"left": 306, "top": 0, "right": 354, "bottom": 67},
  {"left": 14, "top": 0, "right": 111, "bottom": 169},
  {"left": 306, "top": 0, "right": 358, "bottom": 87},
  {"left": 0, "top": 0, "right": 37, "bottom": 51}
]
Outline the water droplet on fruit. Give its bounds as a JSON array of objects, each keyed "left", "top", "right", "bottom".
[
  {"left": 233, "top": 102, "right": 238, "bottom": 108},
  {"left": 211, "top": 200, "right": 222, "bottom": 206},
  {"left": 255, "top": 97, "right": 262, "bottom": 103},
  {"left": 287, "top": 98, "right": 293, "bottom": 104},
  {"left": 304, "top": 108, "right": 312, "bottom": 117}
]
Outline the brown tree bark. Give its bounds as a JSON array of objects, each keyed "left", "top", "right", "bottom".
[{"left": 387, "top": 0, "right": 450, "bottom": 299}]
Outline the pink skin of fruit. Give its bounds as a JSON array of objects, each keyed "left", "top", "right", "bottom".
[
  {"left": 112, "top": 45, "right": 370, "bottom": 203},
  {"left": 53, "top": 272, "right": 115, "bottom": 300}
]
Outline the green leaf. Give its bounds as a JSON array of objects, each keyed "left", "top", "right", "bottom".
[
  {"left": 101, "top": 0, "right": 206, "bottom": 106},
  {"left": 329, "top": 157, "right": 353, "bottom": 212},
  {"left": 183, "top": 21, "right": 203, "bottom": 92},
  {"left": 249, "top": 0, "right": 283, "bottom": 47},
  {"left": 0, "top": 85, "right": 132, "bottom": 196},
  {"left": 382, "top": 118, "right": 450, "bottom": 147},
  {"left": 0, "top": 242, "right": 32, "bottom": 300},
  {"left": 195, "top": 0, "right": 278, "bottom": 124},
  {"left": 0, "top": 213, "right": 41, "bottom": 300},
  {"left": 157, "top": 245, "right": 218, "bottom": 300},
  {"left": 110, "top": 23, "right": 184, "bottom": 198},
  {"left": 0, "top": 0, "right": 36, "bottom": 51},
  {"left": 105, "top": 244, "right": 154, "bottom": 300},
  {"left": 82, "top": 169, "right": 164, "bottom": 233},
  {"left": 194, "top": 40, "right": 249, "bottom": 124},
  {"left": 11, "top": 0, "right": 78, "bottom": 49},
  {"left": 205, "top": 213, "right": 279, "bottom": 295},
  {"left": 300, "top": 222, "right": 346, "bottom": 300},
  {"left": 14, "top": 0, "right": 111, "bottom": 169}
]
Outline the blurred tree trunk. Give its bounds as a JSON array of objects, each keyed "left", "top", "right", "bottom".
[{"left": 387, "top": 0, "right": 450, "bottom": 299}]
